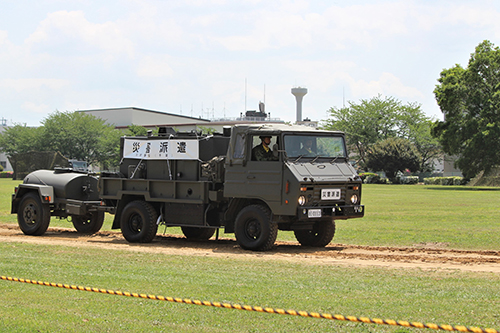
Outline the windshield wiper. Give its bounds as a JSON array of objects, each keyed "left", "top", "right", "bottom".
[
  {"left": 330, "top": 156, "right": 339, "bottom": 164},
  {"left": 330, "top": 155, "right": 345, "bottom": 164},
  {"left": 293, "top": 155, "right": 305, "bottom": 163},
  {"left": 311, "top": 155, "right": 322, "bottom": 164}
]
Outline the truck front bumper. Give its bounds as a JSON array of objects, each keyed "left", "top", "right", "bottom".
[{"left": 297, "top": 205, "right": 364, "bottom": 220}]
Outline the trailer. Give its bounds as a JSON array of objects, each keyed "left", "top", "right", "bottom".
[{"left": 11, "top": 169, "right": 112, "bottom": 235}]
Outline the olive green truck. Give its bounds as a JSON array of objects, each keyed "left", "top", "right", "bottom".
[{"left": 12, "top": 124, "right": 364, "bottom": 251}]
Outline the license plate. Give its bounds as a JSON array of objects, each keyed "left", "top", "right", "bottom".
[
  {"left": 321, "top": 188, "right": 341, "bottom": 200},
  {"left": 308, "top": 209, "right": 322, "bottom": 218}
]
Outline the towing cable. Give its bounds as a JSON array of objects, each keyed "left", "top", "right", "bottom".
[{"left": 1, "top": 275, "right": 498, "bottom": 333}]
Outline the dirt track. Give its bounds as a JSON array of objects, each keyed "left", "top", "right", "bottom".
[{"left": 2, "top": 223, "right": 500, "bottom": 273}]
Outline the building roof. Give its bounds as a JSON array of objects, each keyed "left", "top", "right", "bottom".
[
  {"left": 80, "top": 107, "right": 210, "bottom": 121},
  {"left": 78, "top": 107, "right": 211, "bottom": 127}
]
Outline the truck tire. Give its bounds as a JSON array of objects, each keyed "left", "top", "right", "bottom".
[
  {"left": 72, "top": 211, "right": 105, "bottom": 234},
  {"left": 294, "top": 220, "right": 336, "bottom": 247},
  {"left": 120, "top": 201, "right": 158, "bottom": 243},
  {"left": 17, "top": 193, "right": 51, "bottom": 236},
  {"left": 181, "top": 227, "right": 216, "bottom": 241},
  {"left": 234, "top": 204, "right": 278, "bottom": 251}
]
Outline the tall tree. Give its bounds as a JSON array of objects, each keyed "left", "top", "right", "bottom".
[
  {"left": 40, "top": 111, "right": 121, "bottom": 167},
  {"left": 0, "top": 124, "right": 44, "bottom": 155},
  {"left": 433, "top": 40, "right": 500, "bottom": 179},
  {"left": 323, "top": 95, "right": 440, "bottom": 171},
  {"left": 125, "top": 124, "right": 149, "bottom": 137},
  {"left": 0, "top": 111, "right": 121, "bottom": 169},
  {"left": 365, "top": 137, "right": 421, "bottom": 182}
]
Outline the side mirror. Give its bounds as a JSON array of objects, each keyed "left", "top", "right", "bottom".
[{"left": 272, "top": 144, "right": 279, "bottom": 158}]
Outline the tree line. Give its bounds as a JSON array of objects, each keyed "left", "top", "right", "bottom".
[
  {"left": 0, "top": 111, "right": 122, "bottom": 170},
  {"left": 322, "top": 95, "right": 441, "bottom": 182},
  {"left": 324, "top": 40, "right": 500, "bottom": 182}
]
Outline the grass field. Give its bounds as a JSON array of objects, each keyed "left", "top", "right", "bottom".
[
  {"left": 1, "top": 179, "right": 500, "bottom": 332},
  {"left": 3, "top": 179, "right": 500, "bottom": 249}
]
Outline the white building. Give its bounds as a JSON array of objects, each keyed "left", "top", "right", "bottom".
[
  {"left": 79, "top": 106, "right": 285, "bottom": 133},
  {"left": 79, "top": 107, "right": 212, "bottom": 130}
]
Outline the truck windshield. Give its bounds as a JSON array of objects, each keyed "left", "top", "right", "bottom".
[{"left": 283, "top": 135, "right": 346, "bottom": 159}]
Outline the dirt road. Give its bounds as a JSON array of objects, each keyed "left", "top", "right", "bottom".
[{"left": 2, "top": 223, "right": 499, "bottom": 273}]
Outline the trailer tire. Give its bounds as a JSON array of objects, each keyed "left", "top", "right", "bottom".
[
  {"left": 181, "top": 227, "right": 216, "bottom": 241},
  {"left": 294, "top": 220, "right": 336, "bottom": 247},
  {"left": 17, "top": 193, "right": 51, "bottom": 236},
  {"left": 120, "top": 201, "right": 158, "bottom": 243},
  {"left": 234, "top": 204, "right": 277, "bottom": 251},
  {"left": 72, "top": 211, "right": 105, "bottom": 234}
]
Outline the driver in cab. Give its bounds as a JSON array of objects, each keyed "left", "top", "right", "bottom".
[{"left": 298, "top": 138, "right": 315, "bottom": 157}]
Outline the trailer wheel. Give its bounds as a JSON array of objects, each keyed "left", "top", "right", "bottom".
[
  {"left": 17, "top": 193, "right": 51, "bottom": 236},
  {"left": 181, "top": 227, "right": 216, "bottom": 241},
  {"left": 72, "top": 211, "right": 105, "bottom": 234},
  {"left": 120, "top": 201, "right": 158, "bottom": 243},
  {"left": 234, "top": 204, "right": 277, "bottom": 251},
  {"left": 294, "top": 220, "right": 336, "bottom": 247}
]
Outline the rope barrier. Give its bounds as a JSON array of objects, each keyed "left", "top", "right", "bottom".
[{"left": 2, "top": 275, "right": 498, "bottom": 333}]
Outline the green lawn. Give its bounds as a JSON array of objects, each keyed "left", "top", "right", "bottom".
[
  {"left": 334, "top": 184, "right": 500, "bottom": 250},
  {"left": 1, "top": 242, "right": 499, "bottom": 333},
  {"left": 3, "top": 179, "right": 500, "bottom": 250},
  {"left": 1, "top": 179, "right": 500, "bottom": 332}
]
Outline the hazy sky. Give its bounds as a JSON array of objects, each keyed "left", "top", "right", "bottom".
[{"left": 1, "top": 0, "right": 500, "bottom": 126}]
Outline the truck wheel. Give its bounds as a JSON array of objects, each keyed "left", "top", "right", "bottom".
[
  {"left": 120, "top": 201, "right": 158, "bottom": 243},
  {"left": 294, "top": 221, "right": 336, "bottom": 247},
  {"left": 72, "top": 211, "right": 105, "bottom": 234},
  {"left": 17, "top": 193, "right": 51, "bottom": 236},
  {"left": 181, "top": 227, "right": 216, "bottom": 241},
  {"left": 234, "top": 204, "right": 278, "bottom": 251}
]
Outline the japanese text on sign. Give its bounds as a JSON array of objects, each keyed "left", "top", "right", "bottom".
[{"left": 123, "top": 139, "right": 199, "bottom": 160}]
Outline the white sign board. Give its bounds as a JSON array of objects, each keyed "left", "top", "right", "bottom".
[{"left": 123, "top": 138, "right": 199, "bottom": 160}]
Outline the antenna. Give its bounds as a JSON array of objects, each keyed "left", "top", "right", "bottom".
[
  {"left": 244, "top": 78, "right": 247, "bottom": 113},
  {"left": 343, "top": 86, "right": 345, "bottom": 108}
]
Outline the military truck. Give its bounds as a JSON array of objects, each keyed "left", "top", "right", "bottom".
[{"left": 12, "top": 124, "right": 364, "bottom": 251}]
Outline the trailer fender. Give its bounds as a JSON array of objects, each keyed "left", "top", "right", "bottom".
[{"left": 12, "top": 184, "right": 54, "bottom": 214}]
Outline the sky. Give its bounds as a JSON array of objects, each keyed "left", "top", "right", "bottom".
[{"left": 1, "top": 0, "right": 500, "bottom": 127}]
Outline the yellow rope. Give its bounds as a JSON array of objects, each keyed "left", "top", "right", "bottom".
[{"left": 1, "top": 275, "right": 498, "bottom": 333}]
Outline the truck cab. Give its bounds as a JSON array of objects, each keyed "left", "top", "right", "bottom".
[{"left": 224, "top": 124, "right": 364, "bottom": 250}]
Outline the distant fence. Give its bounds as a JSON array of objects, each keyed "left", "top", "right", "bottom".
[{"left": 8, "top": 151, "right": 69, "bottom": 180}]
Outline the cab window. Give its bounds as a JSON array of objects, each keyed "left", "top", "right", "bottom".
[{"left": 251, "top": 135, "right": 279, "bottom": 161}]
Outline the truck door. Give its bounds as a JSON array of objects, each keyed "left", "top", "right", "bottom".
[{"left": 224, "top": 133, "right": 282, "bottom": 206}]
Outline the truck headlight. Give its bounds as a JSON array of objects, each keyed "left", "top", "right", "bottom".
[
  {"left": 350, "top": 194, "right": 358, "bottom": 204},
  {"left": 298, "top": 195, "right": 306, "bottom": 206}
]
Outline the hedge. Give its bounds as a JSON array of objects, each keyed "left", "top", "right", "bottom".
[
  {"left": 396, "top": 176, "right": 419, "bottom": 184},
  {"left": 359, "top": 173, "right": 388, "bottom": 184},
  {"left": 423, "top": 176, "right": 466, "bottom": 185}
]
